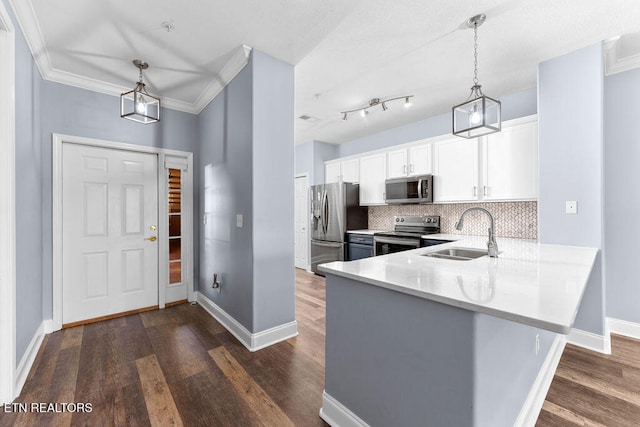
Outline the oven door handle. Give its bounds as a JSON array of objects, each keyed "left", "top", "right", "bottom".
[{"left": 374, "top": 236, "right": 420, "bottom": 247}]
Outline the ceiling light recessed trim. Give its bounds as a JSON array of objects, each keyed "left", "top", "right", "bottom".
[
  {"left": 452, "top": 13, "right": 501, "bottom": 139},
  {"left": 120, "top": 59, "right": 161, "bottom": 124},
  {"left": 341, "top": 95, "right": 414, "bottom": 120}
]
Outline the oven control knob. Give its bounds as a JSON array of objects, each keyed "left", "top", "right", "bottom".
[
  {"left": 396, "top": 218, "right": 400, "bottom": 222},
  {"left": 400, "top": 218, "right": 405, "bottom": 222}
]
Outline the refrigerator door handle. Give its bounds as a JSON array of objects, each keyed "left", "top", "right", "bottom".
[
  {"left": 323, "top": 190, "right": 329, "bottom": 234},
  {"left": 312, "top": 240, "right": 343, "bottom": 248}
]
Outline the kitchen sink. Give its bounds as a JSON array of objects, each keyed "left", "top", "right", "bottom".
[{"left": 422, "top": 247, "right": 488, "bottom": 261}]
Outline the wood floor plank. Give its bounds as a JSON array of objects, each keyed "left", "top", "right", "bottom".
[
  {"left": 209, "top": 346, "right": 295, "bottom": 427},
  {"left": 60, "top": 326, "right": 84, "bottom": 350},
  {"left": 543, "top": 375, "right": 640, "bottom": 427},
  {"left": 538, "top": 400, "right": 608, "bottom": 427},
  {"left": 136, "top": 355, "right": 183, "bottom": 427},
  {"left": 144, "top": 323, "right": 212, "bottom": 384},
  {"left": 169, "top": 370, "right": 262, "bottom": 427}
]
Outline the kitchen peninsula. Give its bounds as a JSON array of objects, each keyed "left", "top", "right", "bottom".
[{"left": 319, "top": 235, "right": 598, "bottom": 427}]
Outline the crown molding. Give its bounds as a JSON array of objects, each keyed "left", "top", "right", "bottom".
[
  {"left": 604, "top": 36, "right": 640, "bottom": 76},
  {"left": 7, "top": 0, "right": 51, "bottom": 77},
  {"left": 192, "top": 44, "right": 252, "bottom": 114},
  {"left": 8, "top": 0, "right": 252, "bottom": 115}
]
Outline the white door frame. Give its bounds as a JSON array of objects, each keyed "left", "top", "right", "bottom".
[
  {"left": 294, "top": 173, "right": 310, "bottom": 271},
  {"left": 0, "top": 2, "right": 16, "bottom": 404},
  {"left": 52, "top": 134, "right": 194, "bottom": 331}
]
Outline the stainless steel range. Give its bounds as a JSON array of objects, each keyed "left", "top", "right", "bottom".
[{"left": 373, "top": 215, "right": 441, "bottom": 256}]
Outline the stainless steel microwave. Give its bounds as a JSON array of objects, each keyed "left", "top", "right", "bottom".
[{"left": 385, "top": 175, "right": 433, "bottom": 204}]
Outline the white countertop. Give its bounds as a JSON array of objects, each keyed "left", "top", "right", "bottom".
[
  {"left": 346, "top": 229, "right": 388, "bottom": 235},
  {"left": 319, "top": 235, "right": 598, "bottom": 334}
]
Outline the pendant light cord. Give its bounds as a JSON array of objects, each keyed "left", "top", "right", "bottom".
[{"left": 473, "top": 22, "right": 479, "bottom": 86}]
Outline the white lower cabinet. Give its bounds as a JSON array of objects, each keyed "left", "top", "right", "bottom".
[
  {"left": 359, "top": 153, "right": 387, "bottom": 205},
  {"left": 433, "top": 138, "right": 479, "bottom": 202}
]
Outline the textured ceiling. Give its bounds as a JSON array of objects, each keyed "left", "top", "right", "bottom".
[{"left": 9, "top": 0, "right": 640, "bottom": 144}]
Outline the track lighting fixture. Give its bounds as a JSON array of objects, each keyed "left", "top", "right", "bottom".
[{"left": 341, "top": 95, "right": 414, "bottom": 121}]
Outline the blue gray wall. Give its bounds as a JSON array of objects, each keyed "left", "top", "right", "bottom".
[
  {"left": 604, "top": 67, "right": 640, "bottom": 323},
  {"left": 12, "top": 1, "right": 44, "bottom": 365},
  {"left": 251, "top": 51, "right": 295, "bottom": 331},
  {"left": 40, "top": 81, "right": 198, "bottom": 323},
  {"left": 198, "top": 51, "right": 296, "bottom": 333},
  {"left": 538, "top": 43, "right": 606, "bottom": 335},
  {"left": 294, "top": 140, "right": 338, "bottom": 186},
  {"left": 197, "top": 61, "right": 255, "bottom": 329},
  {"left": 8, "top": 0, "right": 199, "bottom": 364}
]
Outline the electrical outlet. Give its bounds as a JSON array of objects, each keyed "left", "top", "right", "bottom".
[
  {"left": 565, "top": 201, "right": 577, "bottom": 214},
  {"left": 535, "top": 334, "right": 540, "bottom": 356}
]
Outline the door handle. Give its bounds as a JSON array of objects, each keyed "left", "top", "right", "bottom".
[{"left": 145, "top": 236, "right": 157, "bottom": 242}]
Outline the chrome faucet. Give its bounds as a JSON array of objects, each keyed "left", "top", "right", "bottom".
[{"left": 455, "top": 207, "right": 499, "bottom": 258}]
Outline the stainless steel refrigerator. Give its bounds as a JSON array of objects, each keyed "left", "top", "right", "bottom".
[{"left": 310, "top": 182, "right": 367, "bottom": 275}]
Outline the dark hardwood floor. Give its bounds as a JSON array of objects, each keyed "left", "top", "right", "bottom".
[
  {"left": 2, "top": 269, "right": 639, "bottom": 426},
  {"left": 0, "top": 269, "right": 327, "bottom": 427}
]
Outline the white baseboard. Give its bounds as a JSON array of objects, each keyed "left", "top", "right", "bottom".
[
  {"left": 196, "top": 292, "right": 298, "bottom": 352},
  {"left": 566, "top": 327, "right": 611, "bottom": 354},
  {"left": 608, "top": 317, "right": 640, "bottom": 340},
  {"left": 320, "top": 391, "right": 370, "bottom": 427},
  {"left": 14, "top": 321, "right": 47, "bottom": 398},
  {"left": 515, "top": 335, "right": 566, "bottom": 427},
  {"left": 43, "top": 319, "right": 53, "bottom": 334}
]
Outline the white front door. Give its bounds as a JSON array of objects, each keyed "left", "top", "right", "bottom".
[
  {"left": 294, "top": 175, "right": 309, "bottom": 269},
  {"left": 62, "top": 144, "right": 159, "bottom": 325}
]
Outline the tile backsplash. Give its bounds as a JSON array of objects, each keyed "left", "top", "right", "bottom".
[{"left": 368, "top": 202, "right": 538, "bottom": 240}]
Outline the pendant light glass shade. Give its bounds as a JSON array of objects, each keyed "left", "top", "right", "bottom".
[
  {"left": 452, "top": 85, "right": 500, "bottom": 138},
  {"left": 452, "top": 14, "right": 500, "bottom": 139},
  {"left": 121, "top": 60, "right": 160, "bottom": 124}
]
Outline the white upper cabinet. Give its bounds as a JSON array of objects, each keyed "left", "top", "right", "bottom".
[
  {"left": 433, "top": 138, "right": 479, "bottom": 202},
  {"left": 325, "top": 161, "right": 341, "bottom": 184},
  {"left": 325, "top": 158, "right": 360, "bottom": 184},
  {"left": 386, "top": 143, "right": 432, "bottom": 179},
  {"left": 409, "top": 144, "right": 432, "bottom": 176},
  {"left": 387, "top": 149, "right": 408, "bottom": 179},
  {"left": 322, "top": 115, "right": 537, "bottom": 204},
  {"left": 482, "top": 119, "right": 538, "bottom": 201},
  {"left": 341, "top": 158, "right": 360, "bottom": 183},
  {"left": 359, "top": 153, "right": 387, "bottom": 205}
]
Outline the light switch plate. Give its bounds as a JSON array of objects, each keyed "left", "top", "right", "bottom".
[
  {"left": 565, "top": 201, "right": 578, "bottom": 214},
  {"left": 236, "top": 214, "right": 243, "bottom": 228}
]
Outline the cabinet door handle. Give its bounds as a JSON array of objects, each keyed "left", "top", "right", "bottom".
[
  {"left": 403, "top": 165, "right": 407, "bottom": 174},
  {"left": 473, "top": 186, "right": 477, "bottom": 197},
  {"left": 410, "top": 164, "right": 414, "bottom": 173},
  {"left": 483, "top": 186, "right": 487, "bottom": 196}
]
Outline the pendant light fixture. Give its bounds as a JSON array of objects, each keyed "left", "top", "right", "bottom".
[
  {"left": 452, "top": 14, "right": 500, "bottom": 138},
  {"left": 120, "top": 60, "right": 160, "bottom": 124}
]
